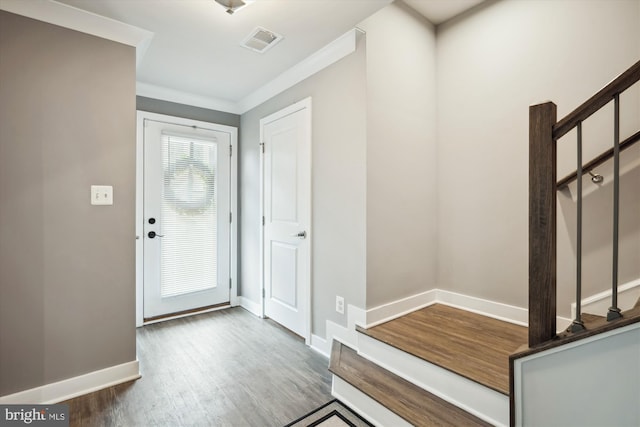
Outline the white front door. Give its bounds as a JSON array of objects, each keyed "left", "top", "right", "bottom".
[
  {"left": 261, "top": 98, "right": 312, "bottom": 341},
  {"left": 142, "top": 116, "right": 235, "bottom": 320}
]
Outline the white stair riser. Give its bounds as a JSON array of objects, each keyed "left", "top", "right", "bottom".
[
  {"left": 357, "top": 333, "right": 509, "bottom": 427},
  {"left": 332, "top": 376, "right": 413, "bottom": 427}
]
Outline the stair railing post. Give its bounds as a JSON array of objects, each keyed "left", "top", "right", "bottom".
[
  {"left": 608, "top": 93, "right": 623, "bottom": 321},
  {"left": 529, "top": 102, "right": 558, "bottom": 347},
  {"left": 570, "top": 121, "right": 586, "bottom": 332}
]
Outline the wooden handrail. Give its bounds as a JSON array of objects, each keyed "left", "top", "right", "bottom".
[
  {"left": 529, "top": 61, "right": 640, "bottom": 348},
  {"left": 557, "top": 130, "right": 640, "bottom": 187},
  {"left": 553, "top": 60, "right": 640, "bottom": 140}
]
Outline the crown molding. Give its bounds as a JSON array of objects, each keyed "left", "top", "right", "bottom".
[
  {"left": 237, "top": 28, "right": 360, "bottom": 113},
  {"left": 0, "top": 0, "right": 154, "bottom": 66},
  {"left": 136, "top": 28, "right": 361, "bottom": 115},
  {"left": 136, "top": 82, "right": 242, "bottom": 115},
  {"left": 1, "top": 0, "right": 362, "bottom": 117}
]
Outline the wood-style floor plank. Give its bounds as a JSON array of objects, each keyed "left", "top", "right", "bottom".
[
  {"left": 356, "top": 304, "right": 528, "bottom": 395},
  {"left": 62, "top": 308, "right": 332, "bottom": 427},
  {"left": 329, "top": 341, "right": 491, "bottom": 427}
]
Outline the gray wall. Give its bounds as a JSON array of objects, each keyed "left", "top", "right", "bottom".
[
  {"left": 359, "top": 1, "right": 438, "bottom": 309},
  {"left": 240, "top": 36, "right": 367, "bottom": 337},
  {"left": 136, "top": 96, "right": 240, "bottom": 128},
  {"left": 436, "top": 0, "right": 640, "bottom": 316},
  {"left": 239, "top": 1, "right": 438, "bottom": 335},
  {"left": 0, "top": 11, "right": 136, "bottom": 395}
]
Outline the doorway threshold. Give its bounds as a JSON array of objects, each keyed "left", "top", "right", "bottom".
[{"left": 143, "top": 302, "right": 231, "bottom": 326}]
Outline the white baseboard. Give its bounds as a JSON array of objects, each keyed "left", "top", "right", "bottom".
[
  {"left": 571, "top": 278, "right": 640, "bottom": 319},
  {"left": 435, "top": 289, "right": 528, "bottom": 326},
  {"left": 365, "top": 290, "right": 437, "bottom": 327},
  {"left": 239, "top": 296, "right": 262, "bottom": 317},
  {"left": 0, "top": 360, "right": 140, "bottom": 404},
  {"left": 310, "top": 334, "right": 330, "bottom": 358},
  {"left": 364, "top": 288, "right": 572, "bottom": 332}
]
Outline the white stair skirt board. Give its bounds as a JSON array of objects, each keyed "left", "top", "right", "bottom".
[
  {"left": 311, "top": 334, "right": 330, "bottom": 358},
  {"left": 357, "top": 333, "right": 508, "bottom": 427},
  {"left": 332, "top": 376, "right": 412, "bottom": 427},
  {"left": 0, "top": 360, "right": 140, "bottom": 405},
  {"left": 571, "top": 278, "right": 640, "bottom": 319},
  {"left": 323, "top": 304, "right": 366, "bottom": 355}
]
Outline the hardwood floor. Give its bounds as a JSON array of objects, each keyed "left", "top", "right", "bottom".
[
  {"left": 356, "top": 304, "right": 528, "bottom": 394},
  {"left": 62, "top": 308, "right": 332, "bottom": 427}
]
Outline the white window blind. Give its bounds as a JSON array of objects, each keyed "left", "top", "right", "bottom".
[{"left": 160, "top": 133, "right": 218, "bottom": 298}]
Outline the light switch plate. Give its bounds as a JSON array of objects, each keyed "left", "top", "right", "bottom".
[{"left": 91, "top": 185, "right": 113, "bottom": 205}]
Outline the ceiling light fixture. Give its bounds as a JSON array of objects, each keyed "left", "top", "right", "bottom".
[{"left": 214, "top": 0, "right": 255, "bottom": 15}]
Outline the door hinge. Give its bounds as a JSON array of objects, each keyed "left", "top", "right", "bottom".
[
  {"left": 262, "top": 288, "right": 265, "bottom": 298},
  {"left": 229, "top": 278, "right": 232, "bottom": 289},
  {"left": 229, "top": 144, "right": 233, "bottom": 157},
  {"left": 262, "top": 216, "right": 265, "bottom": 226},
  {"left": 260, "top": 142, "right": 265, "bottom": 153},
  {"left": 229, "top": 212, "right": 232, "bottom": 223}
]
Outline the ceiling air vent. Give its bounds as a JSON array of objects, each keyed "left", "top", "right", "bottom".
[{"left": 241, "top": 27, "right": 283, "bottom": 53}]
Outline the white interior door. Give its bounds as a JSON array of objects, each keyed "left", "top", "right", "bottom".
[
  {"left": 143, "top": 118, "right": 233, "bottom": 320},
  {"left": 261, "top": 98, "right": 312, "bottom": 341}
]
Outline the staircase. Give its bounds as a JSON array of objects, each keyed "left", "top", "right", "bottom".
[
  {"left": 515, "top": 58, "right": 640, "bottom": 426},
  {"left": 329, "top": 304, "right": 527, "bottom": 426},
  {"left": 329, "top": 340, "right": 491, "bottom": 427},
  {"left": 327, "top": 298, "right": 640, "bottom": 426},
  {"left": 327, "top": 60, "right": 640, "bottom": 426}
]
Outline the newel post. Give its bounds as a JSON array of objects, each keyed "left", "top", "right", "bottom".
[{"left": 529, "top": 102, "right": 557, "bottom": 347}]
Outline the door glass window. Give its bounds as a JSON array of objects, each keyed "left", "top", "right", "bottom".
[{"left": 160, "top": 133, "right": 218, "bottom": 297}]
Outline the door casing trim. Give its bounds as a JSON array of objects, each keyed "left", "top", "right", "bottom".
[{"left": 259, "top": 97, "right": 312, "bottom": 345}]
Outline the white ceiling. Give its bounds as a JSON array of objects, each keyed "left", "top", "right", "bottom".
[{"left": 43, "top": 0, "right": 484, "bottom": 112}]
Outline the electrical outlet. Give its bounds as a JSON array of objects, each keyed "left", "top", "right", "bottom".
[
  {"left": 336, "top": 296, "right": 345, "bottom": 314},
  {"left": 91, "top": 185, "right": 113, "bottom": 205}
]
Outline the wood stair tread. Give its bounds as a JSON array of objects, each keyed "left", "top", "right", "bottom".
[
  {"left": 581, "top": 313, "right": 605, "bottom": 323},
  {"left": 356, "top": 304, "right": 528, "bottom": 395},
  {"left": 329, "top": 340, "right": 491, "bottom": 427}
]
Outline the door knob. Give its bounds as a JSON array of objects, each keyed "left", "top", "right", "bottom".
[
  {"left": 148, "top": 231, "right": 164, "bottom": 238},
  {"left": 292, "top": 231, "right": 307, "bottom": 239}
]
